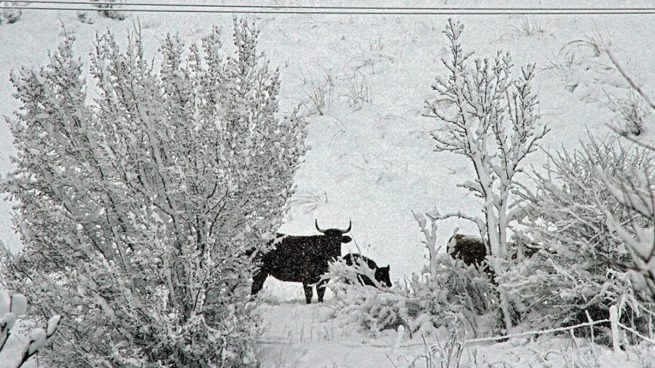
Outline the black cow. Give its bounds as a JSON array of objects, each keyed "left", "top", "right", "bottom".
[
  {"left": 251, "top": 220, "right": 352, "bottom": 304},
  {"left": 342, "top": 253, "right": 392, "bottom": 288}
]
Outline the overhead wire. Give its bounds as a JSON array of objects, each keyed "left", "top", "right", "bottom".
[
  {"left": 9, "top": 1, "right": 655, "bottom": 10},
  {"left": 3, "top": 1, "right": 655, "bottom": 15}
]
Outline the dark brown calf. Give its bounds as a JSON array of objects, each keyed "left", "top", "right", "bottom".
[
  {"left": 447, "top": 234, "right": 494, "bottom": 279},
  {"left": 446, "top": 234, "right": 540, "bottom": 279}
]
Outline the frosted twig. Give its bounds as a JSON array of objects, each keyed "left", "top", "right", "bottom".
[{"left": 426, "top": 210, "right": 480, "bottom": 227}]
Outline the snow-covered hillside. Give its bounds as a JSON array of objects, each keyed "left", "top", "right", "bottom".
[{"left": 1, "top": 1, "right": 655, "bottom": 367}]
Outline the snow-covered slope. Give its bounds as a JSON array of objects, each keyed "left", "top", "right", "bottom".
[{"left": 1, "top": 1, "right": 655, "bottom": 366}]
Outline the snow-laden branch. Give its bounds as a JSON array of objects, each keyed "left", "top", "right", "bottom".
[
  {"left": 424, "top": 208, "right": 485, "bottom": 236},
  {"left": 456, "top": 179, "right": 484, "bottom": 196},
  {"left": 601, "top": 169, "right": 654, "bottom": 218},
  {"left": 604, "top": 48, "right": 655, "bottom": 112},
  {"left": 596, "top": 165, "right": 655, "bottom": 284},
  {"left": 0, "top": 291, "right": 61, "bottom": 368},
  {"left": 412, "top": 210, "right": 443, "bottom": 274}
]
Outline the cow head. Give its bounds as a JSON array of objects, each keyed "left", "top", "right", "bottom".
[
  {"left": 315, "top": 219, "right": 352, "bottom": 244},
  {"left": 375, "top": 265, "right": 392, "bottom": 288}
]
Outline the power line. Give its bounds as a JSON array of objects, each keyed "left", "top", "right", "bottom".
[
  {"left": 6, "top": 7, "right": 655, "bottom": 15},
  {"left": 4, "top": 2, "right": 655, "bottom": 15},
  {"left": 8, "top": 1, "right": 655, "bottom": 11}
]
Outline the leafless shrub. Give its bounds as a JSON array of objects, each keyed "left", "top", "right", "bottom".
[
  {"left": 608, "top": 91, "right": 648, "bottom": 136},
  {"left": 299, "top": 70, "right": 335, "bottom": 116},
  {"left": 342, "top": 72, "right": 371, "bottom": 111},
  {"left": 345, "top": 38, "right": 395, "bottom": 76},
  {"left": 509, "top": 19, "right": 545, "bottom": 37}
]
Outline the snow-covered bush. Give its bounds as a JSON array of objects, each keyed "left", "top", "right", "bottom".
[
  {"left": 333, "top": 287, "right": 413, "bottom": 335},
  {"left": 327, "top": 212, "right": 496, "bottom": 339},
  {"left": 326, "top": 254, "right": 383, "bottom": 288},
  {"left": 0, "top": 2, "right": 22, "bottom": 24},
  {"left": 326, "top": 256, "right": 412, "bottom": 334},
  {"left": 0, "top": 288, "right": 61, "bottom": 368},
  {"left": 410, "top": 255, "right": 498, "bottom": 337},
  {"left": 600, "top": 46, "right": 655, "bottom": 301},
  {"left": 412, "top": 213, "right": 498, "bottom": 337},
  {"left": 506, "top": 138, "right": 655, "bottom": 337},
  {"left": 424, "top": 19, "right": 549, "bottom": 332},
  {"left": 327, "top": 255, "right": 496, "bottom": 339},
  {"left": 2, "top": 19, "right": 305, "bottom": 367},
  {"left": 331, "top": 17, "right": 549, "bottom": 340}
]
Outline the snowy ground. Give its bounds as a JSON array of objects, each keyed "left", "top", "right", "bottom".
[
  {"left": 255, "top": 298, "right": 655, "bottom": 368},
  {"left": 2, "top": 1, "right": 655, "bottom": 367}
]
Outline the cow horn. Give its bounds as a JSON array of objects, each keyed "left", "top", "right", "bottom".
[
  {"left": 340, "top": 220, "right": 352, "bottom": 234},
  {"left": 315, "top": 219, "right": 326, "bottom": 234}
]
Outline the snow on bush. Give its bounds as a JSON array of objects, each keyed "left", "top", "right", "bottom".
[
  {"left": 424, "top": 19, "right": 549, "bottom": 333},
  {"left": 326, "top": 254, "right": 382, "bottom": 289},
  {"left": 326, "top": 213, "right": 497, "bottom": 339},
  {"left": 410, "top": 213, "right": 498, "bottom": 338},
  {"left": 330, "top": 257, "right": 497, "bottom": 340},
  {"left": 600, "top": 47, "right": 655, "bottom": 303},
  {"left": 0, "top": 287, "right": 61, "bottom": 368},
  {"left": 506, "top": 137, "right": 655, "bottom": 340},
  {"left": 2, "top": 19, "right": 305, "bottom": 367},
  {"left": 325, "top": 256, "right": 410, "bottom": 334}
]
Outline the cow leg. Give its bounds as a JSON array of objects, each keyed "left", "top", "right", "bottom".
[
  {"left": 302, "top": 282, "right": 313, "bottom": 304},
  {"left": 316, "top": 279, "right": 328, "bottom": 303},
  {"left": 251, "top": 271, "right": 268, "bottom": 296}
]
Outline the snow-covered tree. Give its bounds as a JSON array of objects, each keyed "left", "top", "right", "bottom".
[
  {"left": 424, "top": 19, "right": 548, "bottom": 332},
  {"left": 2, "top": 19, "right": 305, "bottom": 367},
  {"left": 506, "top": 138, "right": 655, "bottom": 335}
]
